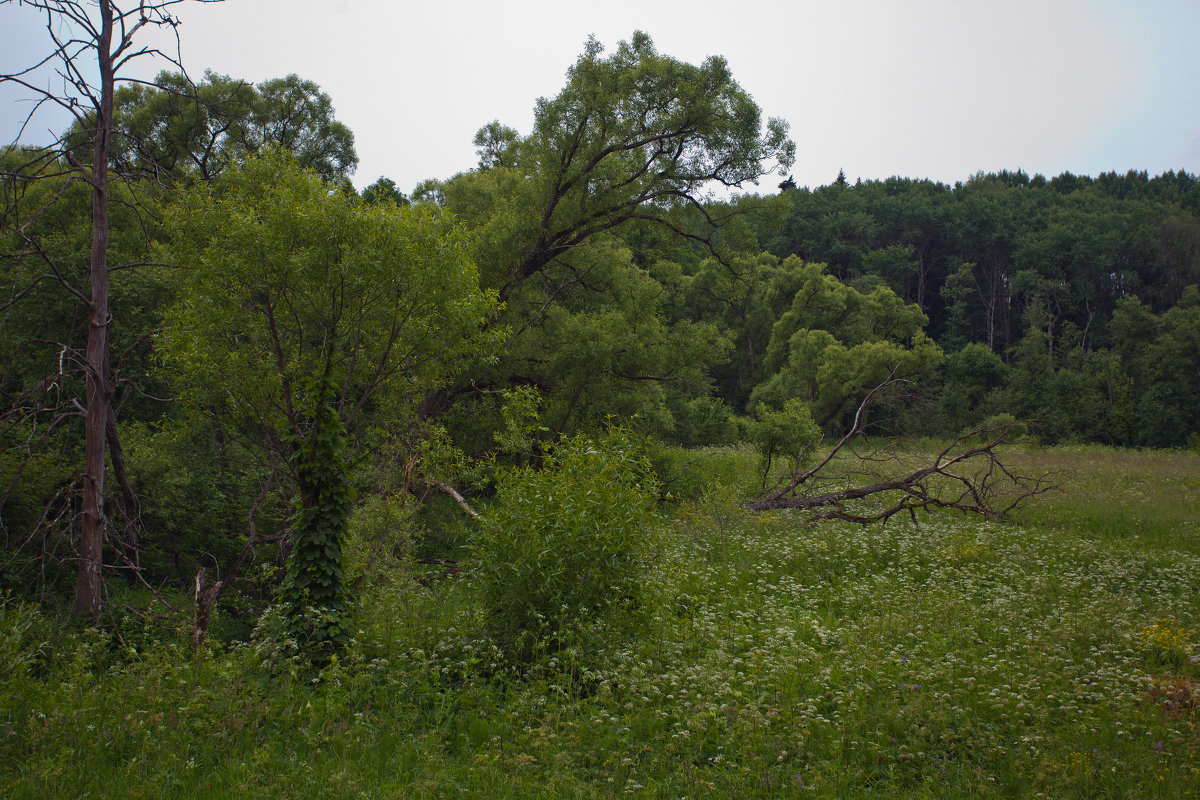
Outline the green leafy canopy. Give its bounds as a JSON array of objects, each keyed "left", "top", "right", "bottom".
[{"left": 156, "top": 151, "right": 497, "bottom": 447}]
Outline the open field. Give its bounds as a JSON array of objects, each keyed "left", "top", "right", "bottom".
[{"left": 2, "top": 445, "right": 1198, "bottom": 798}]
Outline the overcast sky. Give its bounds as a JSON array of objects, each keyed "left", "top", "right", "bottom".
[{"left": 3, "top": 0, "right": 1199, "bottom": 195}]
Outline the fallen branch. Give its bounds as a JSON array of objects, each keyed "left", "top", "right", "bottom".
[{"left": 747, "top": 383, "right": 1056, "bottom": 523}]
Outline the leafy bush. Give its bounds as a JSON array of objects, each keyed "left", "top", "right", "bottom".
[
  {"left": 749, "top": 398, "right": 821, "bottom": 485},
  {"left": 649, "top": 442, "right": 759, "bottom": 503},
  {"left": 667, "top": 394, "right": 739, "bottom": 447},
  {"left": 470, "top": 428, "right": 660, "bottom": 663}
]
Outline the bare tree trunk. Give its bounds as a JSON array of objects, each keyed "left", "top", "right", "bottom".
[
  {"left": 191, "top": 470, "right": 276, "bottom": 651},
  {"left": 75, "top": 1, "right": 115, "bottom": 619},
  {"left": 4, "top": 0, "right": 208, "bottom": 616}
]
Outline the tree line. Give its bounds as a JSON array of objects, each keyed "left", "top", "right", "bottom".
[{"left": 667, "top": 168, "right": 1200, "bottom": 449}]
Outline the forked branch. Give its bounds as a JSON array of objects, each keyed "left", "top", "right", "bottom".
[{"left": 747, "top": 384, "right": 1056, "bottom": 523}]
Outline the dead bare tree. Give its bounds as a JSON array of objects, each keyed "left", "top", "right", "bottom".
[
  {"left": 1, "top": 0, "right": 219, "bottom": 617},
  {"left": 746, "top": 378, "right": 1057, "bottom": 523}
]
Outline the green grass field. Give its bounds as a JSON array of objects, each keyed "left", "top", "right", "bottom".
[{"left": 2, "top": 444, "right": 1198, "bottom": 798}]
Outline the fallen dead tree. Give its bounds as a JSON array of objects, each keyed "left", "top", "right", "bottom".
[{"left": 746, "top": 379, "right": 1057, "bottom": 523}]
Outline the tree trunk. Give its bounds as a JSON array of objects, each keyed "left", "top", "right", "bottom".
[{"left": 75, "top": 1, "right": 115, "bottom": 619}]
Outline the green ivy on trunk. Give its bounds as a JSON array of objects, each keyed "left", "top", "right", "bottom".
[{"left": 280, "top": 399, "right": 352, "bottom": 654}]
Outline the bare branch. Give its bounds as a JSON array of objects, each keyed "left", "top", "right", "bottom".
[
  {"left": 747, "top": 382, "right": 1058, "bottom": 523},
  {"left": 434, "top": 480, "right": 480, "bottom": 520}
]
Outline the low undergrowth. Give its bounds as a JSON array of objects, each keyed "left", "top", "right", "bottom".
[{"left": 2, "top": 445, "right": 1198, "bottom": 798}]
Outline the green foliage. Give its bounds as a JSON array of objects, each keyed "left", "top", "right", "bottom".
[
  {"left": 0, "top": 592, "right": 51, "bottom": 695},
  {"left": 749, "top": 259, "right": 942, "bottom": 429},
  {"left": 649, "top": 442, "right": 760, "bottom": 504},
  {"left": 936, "top": 342, "right": 1009, "bottom": 432},
  {"left": 470, "top": 428, "right": 660, "bottom": 662},
  {"left": 430, "top": 31, "right": 791, "bottom": 447},
  {"left": 749, "top": 398, "right": 822, "bottom": 483},
  {"left": 158, "top": 151, "right": 494, "bottom": 444},
  {"left": 445, "top": 234, "right": 730, "bottom": 444},
  {"left": 115, "top": 419, "right": 286, "bottom": 587},
  {"left": 667, "top": 393, "right": 739, "bottom": 447},
  {"left": 678, "top": 251, "right": 811, "bottom": 409},
  {"left": 359, "top": 176, "right": 409, "bottom": 206},
  {"left": 95, "top": 70, "right": 357, "bottom": 183},
  {"left": 343, "top": 493, "right": 418, "bottom": 590},
  {"left": 510, "top": 30, "right": 794, "bottom": 278},
  {"left": 492, "top": 385, "right": 549, "bottom": 457},
  {"left": 3, "top": 448, "right": 1199, "bottom": 798},
  {"left": 150, "top": 152, "right": 496, "bottom": 644},
  {"left": 472, "top": 120, "right": 519, "bottom": 169},
  {"left": 957, "top": 413, "right": 1028, "bottom": 444}
]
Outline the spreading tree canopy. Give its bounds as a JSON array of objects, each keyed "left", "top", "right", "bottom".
[
  {"left": 72, "top": 70, "right": 358, "bottom": 184},
  {"left": 425, "top": 32, "right": 794, "bottom": 442},
  {"left": 158, "top": 152, "right": 493, "bottom": 451},
  {"left": 448, "top": 30, "right": 795, "bottom": 297}
]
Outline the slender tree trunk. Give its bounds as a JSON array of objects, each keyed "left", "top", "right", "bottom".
[{"left": 75, "top": 1, "right": 115, "bottom": 619}]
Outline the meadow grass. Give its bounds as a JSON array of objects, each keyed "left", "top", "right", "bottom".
[{"left": 1, "top": 444, "right": 1198, "bottom": 798}]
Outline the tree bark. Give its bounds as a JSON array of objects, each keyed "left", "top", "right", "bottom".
[{"left": 76, "top": 0, "right": 115, "bottom": 619}]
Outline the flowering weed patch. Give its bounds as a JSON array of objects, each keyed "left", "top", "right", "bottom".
[{"left": 2, "top": 445, "right": 1198, "bottom": 798}]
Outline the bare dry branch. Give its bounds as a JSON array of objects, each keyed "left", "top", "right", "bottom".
[
  {"left": 1, "top": 0, "right": 222, "bottom": 617},
  {"left": 434, "top": 480, "right": 481, "bottom": 520},
  {"left": 747, "top": 383, "right": 1057, "bottom": 523}
]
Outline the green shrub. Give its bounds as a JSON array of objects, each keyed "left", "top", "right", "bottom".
[
  {"left": 470, "top": 428, "right": 660, "bottom": 663},
  {"left": 649, "top": 442, "right": 759, "bottom": 503},
  {"left": 749, "top": 398, "right": 821, "bottom": 485},
  {"left": 667, "top": 394, "right": 739, "bottom": 447}
]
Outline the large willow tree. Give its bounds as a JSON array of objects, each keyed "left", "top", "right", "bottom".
[{"left": 426, "top": 32, "right": 795, "bottom": 440}]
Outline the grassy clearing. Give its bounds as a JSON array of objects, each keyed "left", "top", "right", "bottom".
[
  {"left": 1010, "top": 445, "right": 1200, "bottom": 548},
  {"left": 2, "top": 444, "right": 1198, "bottom": 798}
]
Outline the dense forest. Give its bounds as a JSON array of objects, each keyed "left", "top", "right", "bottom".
[{"left": 1, "top": 10, "right": 1198, "bottom": 635}]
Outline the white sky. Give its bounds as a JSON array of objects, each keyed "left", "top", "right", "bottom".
[{"left": 3, "top": 0, "right": 1199, "bottom": 194}]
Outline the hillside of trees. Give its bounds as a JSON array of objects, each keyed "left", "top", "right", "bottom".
[
  {"left": 2, "top": 9, "right": 1198, "bottom": 635},
  {"left": 684, "top": 167, "right": 1200, "bottom": 450}
]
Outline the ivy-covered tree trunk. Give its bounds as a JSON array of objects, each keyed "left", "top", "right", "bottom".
[{"left": 279, "top": 400, "right": 351, "bottom": 652}]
